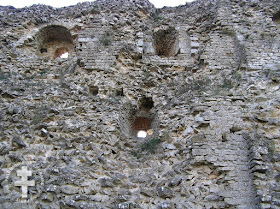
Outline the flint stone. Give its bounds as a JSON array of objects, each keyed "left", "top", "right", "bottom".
[
  {"left": 99, "top": 177, "right": 114, "bottom": 187},
  {"left": 60, "top": 185, "right": 80, "bottom": 194},
  {"left": 157, "top": 187, "right": 173, "bottom": 198},
  {"left": 168, "top": 176, "right": 182, "bottom": 187},
  {"left": 158, "top": 202, "right": 175, "bottom": 209}
]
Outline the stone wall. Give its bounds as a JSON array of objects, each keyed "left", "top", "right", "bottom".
[{"left": 0, "top": 0, "right": 280, "bottom": 208}]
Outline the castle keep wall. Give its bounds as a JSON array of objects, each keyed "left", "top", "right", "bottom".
[{"left": 0, "top": 0, "right": 280, "bottom": 208}]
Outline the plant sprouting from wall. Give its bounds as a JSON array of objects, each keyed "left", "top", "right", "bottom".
[
  {"left": 0, "top": 71, "right": 10, "bottom": 80},
  {"left": 131, "top": 137, "right": 161, "bottom": 159},
  {"left": 141, "top": 138, "right": 161, "bottom": 153},
  {"left": 220, "top": 78, "right": 233, "bottom": 89},
  {"left": 32, "top": 104, "right": 50, "bottom": 125},
  {"left": 176, "top": 77, "right": 211, "bottom": 96},
  {"left": 100, "top": 31, "right": 112, "bottom": 46},
  {"left": 220, "top": 29, "right": 236, "bottom": 37},
  {"left": 151, "top": 9, "right": 164, "bottom": 22}
]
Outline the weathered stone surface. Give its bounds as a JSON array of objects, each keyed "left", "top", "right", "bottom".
[
  {"left": 0, "top": 0, "right": 280, "bottom": 208},
  {"left": 158, "top": 202, "right": 175, "bottom": 209},
  {"left": 60, "top": 185, "right": 80, "bottom": 194},
  {"left": 99, "top": 177, "right": 114, "bottom": 187},
  {"left": 168, "top": 176, "right": 182, "bottom": 187},
  {"left": 157, "top": 187, "right": 174, "bottom": 198}
]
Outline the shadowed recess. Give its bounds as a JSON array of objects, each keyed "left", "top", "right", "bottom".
[
  {"left": 273, "top": 11, "right": 280, "bottom": 23},
  {"left": 140, "top": 97, "right": 154, "bottom": 110},
  {"left": 153, "top": 26, "right": 178, "bottom": 57},
  {"left": 133, "top": 117, "right": 150, "bottom": 131},
  {"left": 36, "top": 25, "right": 74, "bottom": 58},
  {"left": 54, "top": 47, "right": 68, "bottom": 58},
  {"left": 36, "top": 25, "right": 73, "bottom": 46}
]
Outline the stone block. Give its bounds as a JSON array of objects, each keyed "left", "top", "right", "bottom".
[
  {"left": 191, "top": 134, "right": 206, "bottom": 143},
  {"left": 157, "top": 187, "right": 174, "bottom": 198},
  {"left": 191, "top": 42, "right": 199, "bottom": 48},
  {"left": 60, "top": 185, "right": 80, "bottom": 195},
  {"left": 191, "top": 49, "right": 198, "bottom": 55}
]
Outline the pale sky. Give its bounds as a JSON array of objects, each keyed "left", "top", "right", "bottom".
[{"left": 0, "top": 0, "right": 193, "bottom": 8}]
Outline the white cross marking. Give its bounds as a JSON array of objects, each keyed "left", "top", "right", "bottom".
[{"left": 14, "top": 166, "right": 35, "bottom": 199}]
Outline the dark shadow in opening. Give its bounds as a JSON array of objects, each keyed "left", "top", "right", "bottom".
[
  {"left": 273, "top": 11, "right": 280, "bottom": 23},
  {"left": 153, "top": 26, "right": 179, "bottom": 57},
  {"left": 36, "top": 25, "right": 74, "bottom": 58}
]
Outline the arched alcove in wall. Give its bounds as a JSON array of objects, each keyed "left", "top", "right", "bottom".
[
  {"left": 153, "top": 26, "right": 179, "bottom": 57},
  {"left": 132, "top": 97, "right": 155, "bottom": 139},
  {"left": 119, "top": 97, "right": 157, "bottom": 140},
  {"left": 36, "top": 25, "right": 74, "bottom": 59},
  {"left": 133, "top": 117, "right": 151, "bottom": 138}
]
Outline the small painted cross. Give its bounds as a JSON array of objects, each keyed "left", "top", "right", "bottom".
[{"left": 14, "top": 166, "right": 35, "bottom": 199}]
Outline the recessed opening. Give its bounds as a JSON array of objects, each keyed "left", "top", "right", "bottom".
[
  {"left": 60, "top": 52, "right": 69, "bottom": 58},
  {"left": 89, "top": 86, "right": 99, "bottom": 95},
  {"left": 118, "top": 101, "right": 158, "bottom": 141},
  {"left": 153, "top": 26, "right": 179, "bottom": 57},
  {"left": 54, "top": 47, "right": 69, "bottom": 59},
  {"left": 273, "top": 11, "right": 280, "bottom": 23},
  {"left": 133, "top": 117, "right": 151, "bottom": 138},
  {"left": 140, "top": 97, "right": 154, "bottom": 110},
  {"left": 137, "top": 130, "right": 147, "bottom": 138},
  {"left": 36, "top": 25, "right": 74, "bottom": 59},
  {"left": 40, "top": 48, "right": 47, "bottom": 53},
  {"left": 115, "top": 88, "right": 124, "bottom": 96}
]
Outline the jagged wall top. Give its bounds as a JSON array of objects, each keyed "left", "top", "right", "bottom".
[{"left": 1, "top": 0, "right": 280, "bottom": 29}]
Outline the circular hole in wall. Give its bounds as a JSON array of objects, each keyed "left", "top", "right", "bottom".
[
  {"left": 118, "top": 98, "right": 158, "bottom": 141},
  {"left": 54, "top": 47, "right": 69, "bottom": 59},
  {"left": 133, "top": 117, "right": 151, "bottom": 138},
  {"left": 137, "top": 130, "right": 147, "bottom": 138}
]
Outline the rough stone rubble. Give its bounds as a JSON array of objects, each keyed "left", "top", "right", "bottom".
[{"left": 0, "top": 0, "right": 280, "bottom": 208}]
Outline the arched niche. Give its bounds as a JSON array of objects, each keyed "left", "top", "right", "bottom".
[
  {"left": 119, "top": 97, "right": 157, "bottom": 139},
  {"left": 36, "top": 25, "right": 74, "bottom": 59},
  {"left": 153, "top": 26, "right": 179, "bottom": 57},
  {"left": 132, "top": 97, "right": 155, "bottom": 139}
]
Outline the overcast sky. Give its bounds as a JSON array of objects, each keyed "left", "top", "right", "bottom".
[{"left": 0, "top": 0, "right": 193, "bottom": 8}]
